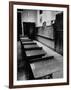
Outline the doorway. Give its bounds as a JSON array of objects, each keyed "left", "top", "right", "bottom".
[{"left": 23, "top": 22, "right": 36, "bottom": 40}]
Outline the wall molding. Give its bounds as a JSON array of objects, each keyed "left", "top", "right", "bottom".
[{"left": 37, "top": 34, "right": 54, "bottom": 41}]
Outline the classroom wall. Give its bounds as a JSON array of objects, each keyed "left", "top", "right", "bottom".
[
  {"left": 36, "top": 10, "right": 61, "bottom": 27},
  {"left": 36, "top": 10, "right": 55, "bottom": 48},
  {"left": 36, "top": 11, "right": 62, "bottom": 49},
  {"left": 21, "top": 10, "right": 60, "bottom": 27},
  {"left": 21, "top": 10, "right": 37, "bottom": 24},
  {"left": 21, "top": 10, "right": 62, "bottom": 49}
]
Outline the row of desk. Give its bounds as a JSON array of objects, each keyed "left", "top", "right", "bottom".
[{"left": 19, "top": 36, "right": 61, "bottom": 80}]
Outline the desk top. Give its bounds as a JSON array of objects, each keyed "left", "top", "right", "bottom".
[
  {"left": 24, "top": 44, "right": 42, "bottom": 50},
  {"left": 24, "top": 44, "right": 38, "bottom": 48},
  {"left": 25, "top": 50, "right": 46, "bottom": 57},
  {"left": 21, "top": 39, "right": 32, "bottom": 42},
  {"left": 30, "top": 59, "right": 63, "bottom": 78}
]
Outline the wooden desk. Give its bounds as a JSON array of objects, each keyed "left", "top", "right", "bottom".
[
  {"left": 22, "top": 41, "right": 36, "bottom": 45},
  {"left": 20, "top": 39, "right": 32, "bottom": 42},
  {"left": 25, "top": 50, "right": 46, "bottom": 59},
  {"left": 29, "top": 55, "right": 54, "bottom": 63},
  {"left": 30, "top": 59, "right": 63, "bottom": 79},
  {"left": 20, "top": 37, "right": 30, "bottom": 42},
  {"left": 20, "top": 37, "right": 29, "bottom": 39},
  {"left": 24, "top": 44, "right": 42, "bottom": 50}
]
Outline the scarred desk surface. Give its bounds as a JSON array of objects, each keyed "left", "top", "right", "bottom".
[
  {"left": 30, "top": 59, "right": 63, "bottom": 78},
  {"left": 25, "top": 49, "right": 46, "bottom": 57},
  {"left": 24, "top": 44, "right": 39, "bottom": 48}
]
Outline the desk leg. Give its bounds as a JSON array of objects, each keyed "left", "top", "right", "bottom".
[{"left": 48, "top": 73, "right": 53, "bottom": 79}]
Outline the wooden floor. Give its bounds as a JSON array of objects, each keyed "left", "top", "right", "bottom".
[{"left": 17, "top": 40, "right": 63, "bottom": 80}]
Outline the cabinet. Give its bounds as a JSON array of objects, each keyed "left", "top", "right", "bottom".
[{"left": 53, "top": 12, "right": 63, "bottom": 55}]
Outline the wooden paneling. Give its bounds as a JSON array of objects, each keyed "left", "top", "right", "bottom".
[{"left": 37, "top": 25, "right": 54, "bottom": 39}]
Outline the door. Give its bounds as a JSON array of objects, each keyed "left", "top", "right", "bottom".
[{"left": 54, "top": 13, "right": 63, "bottom": 55}]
